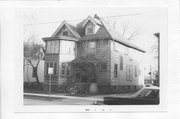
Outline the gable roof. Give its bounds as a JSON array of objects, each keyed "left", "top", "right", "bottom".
[
  {"left": 51, "top": 20, "right": 81, "bottom": 39},
  {"left": 82, "top": 15, "right": 102, "bottom": 27},
  {"left": 48, "top": 15, "right": 145, "bottom": 53},
  {"left": 94, "top": 16, "right": 145, "bottom": 52}
]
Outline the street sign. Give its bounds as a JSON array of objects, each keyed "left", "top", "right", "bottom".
[{"left": 48, "top": 67, "right": 53, "bottom": 74}]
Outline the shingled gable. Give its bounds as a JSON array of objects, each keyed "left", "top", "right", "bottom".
[{"left": 51, "top": 20, "right": 81, "bottom": 39}]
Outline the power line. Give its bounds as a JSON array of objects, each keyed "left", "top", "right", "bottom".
[{"left": 24, "top": 13, "right": 142, "bottom": 26}]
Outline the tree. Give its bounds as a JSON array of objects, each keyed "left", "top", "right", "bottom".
[
  {"left": 121, "top": 21, "right": 142, "bottom": 41},
  {"left": 151, "top": 33, "right": 160, "bottom": 86},
  {"left": 24, "top": 40, "right": 44, "bottom": 84}
]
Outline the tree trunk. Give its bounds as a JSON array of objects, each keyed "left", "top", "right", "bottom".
[{"left": 33, "top": 67, "right": 40, "bottom": 84}]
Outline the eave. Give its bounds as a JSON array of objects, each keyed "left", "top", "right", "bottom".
[{"left": 42, "top": 36, "right": 79, "bottom": 42}]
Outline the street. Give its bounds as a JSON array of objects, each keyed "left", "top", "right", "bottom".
[{"left": 24, "top": 93, "right": 104, "bottom": 105}]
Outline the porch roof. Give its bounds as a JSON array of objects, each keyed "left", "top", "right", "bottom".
[{"left": 42, "top": 36, "right": 79, "bottom": 42}]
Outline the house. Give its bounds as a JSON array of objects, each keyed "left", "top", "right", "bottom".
[{"left": 42, "top": 14, "right": 145, "bottom": 93}]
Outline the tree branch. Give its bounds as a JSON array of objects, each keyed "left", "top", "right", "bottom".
[
  {"left": 127, "top": 31, "right": 138, "bottom": 40},
  {"left": 25, "top": 57, "right": 34, "bottom": 67}
]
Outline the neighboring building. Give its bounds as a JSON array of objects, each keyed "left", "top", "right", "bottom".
[
  {"left": 24, "top": 48, "right": 45, "bottom": 83},
  {"left": 42, "top": 15, "right": 145, "bottom": 93}
]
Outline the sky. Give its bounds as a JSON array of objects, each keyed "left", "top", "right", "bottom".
[{"left": 20, "top": 7, "right": 167, "bottom": 73}]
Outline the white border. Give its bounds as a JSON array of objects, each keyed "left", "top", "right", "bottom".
[
  {"left": 14, "top": 6, "right": 167, "bottom": 113},
  {"left": 1, "top": 0, "right": 179, "bottom": 118}
]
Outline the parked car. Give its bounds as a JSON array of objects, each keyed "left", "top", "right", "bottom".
[{"left": 99, "top": 86, "right": 159, "bottom": 105}]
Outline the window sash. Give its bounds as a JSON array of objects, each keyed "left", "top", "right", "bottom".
[
  {"left": 54, "top": 63, "right": 57, "bottom": 76},
  {"left": 114, "top": 64, "right": 118, "bottom": 78},
  {"left": 86, "top": 25, "right": 94, "bottom": 35},
  {"left": 46, "top": 40, "right": 59, "bottom": 54},
  {"left": 120, "top": 56, "right": 123, "bottom": 70},
  {"left": 46, "top": 63, "right": 49, "bottom": 75}
]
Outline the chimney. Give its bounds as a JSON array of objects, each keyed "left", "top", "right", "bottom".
[{"left": 94, "top": 14, "right": 99, "bottom": 19}]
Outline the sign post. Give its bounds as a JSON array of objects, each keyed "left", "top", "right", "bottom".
[{"left": 48, "top": 67, "right": 53, "bottom": 97}]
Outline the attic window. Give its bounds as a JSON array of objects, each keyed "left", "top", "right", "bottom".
[
  {"left": 86, "top": 24, "right": 94, "bottom": 35},
  {"left": 62, "top": 30, "right": 68, "bottom": 36}
]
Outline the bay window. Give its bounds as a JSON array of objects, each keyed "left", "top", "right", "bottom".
[{"left": 46, "top": 40, "right": 59, "bottom": 54}]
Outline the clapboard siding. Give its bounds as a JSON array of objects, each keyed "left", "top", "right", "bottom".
[{"left": 110, "top": 41, "right": 140, "bottom": 86}]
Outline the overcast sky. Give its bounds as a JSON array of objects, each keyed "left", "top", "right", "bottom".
[{"left": 21, "top": 7, "right": 167, "bottom": 72}]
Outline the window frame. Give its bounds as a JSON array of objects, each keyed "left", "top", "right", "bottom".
[
  {"left": 61, "top": 63, "right": 66, "bottom": 76},
  {"left": 88, "top": 41, "right": 96, "bottom": 54},
  {"left": 46, "top": 62, "right": 49, "bottom": 75},
  {"left": 54, "top": 62, "right": 57, "bottom": 76},
  {"left": 120, "top": 55, "right": 123, "bottom": 70},
  {"left": 45, "top": 62, "right": 58, "bottom": 76},
  {"left": 85, "top": 24, "right": 94, "bottom": 35},
  {"left": 66, "top": 64, "right": 71, "bottom": 76},
  {"left": 46, "top": 40, "right": 59, "bottom": 54},
  {"left": 135, "top": 66, "right": 137, "bottom": 77},
  {"left": 100, "top": 62, "right": 107, "bottom": 72},
  {"left": 114, "top": 64, "right": 118, "bottom": 78}
]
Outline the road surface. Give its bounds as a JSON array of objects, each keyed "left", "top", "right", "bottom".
[{"left": 24, "top": 94, "right": 101, "bottom": 105}]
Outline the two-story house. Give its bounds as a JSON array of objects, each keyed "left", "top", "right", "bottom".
[{"left": 42, "top": 14, "right": 145, "bottom": 93}]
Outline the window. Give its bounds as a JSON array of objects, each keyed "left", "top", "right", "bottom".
[
  {"left": 101, "top": 62, "right": 107, "bottom": 72},
  {"left": 50, "top": 62, "right": 53, "bottom": 68},
  {"left": 46, "top": 40, "right": 59, "bottom": 54},
  {"left": 45, "top": 62, "right": 58, "bottom": 76},
  {"left": 126, "top": 65, "right": 133, "bottom": 81},
  {"left": 54, "top": 63, "right": 57, "bottom": 75},
  {"left": 120, "top": 56, "right": 123, "bottom": 70},
  {"left": 46, "top": 63, "right": 49, "bottom": 75},
  {"left": 86, "top": 24, "right": 94, "bottom": 35},
  {"left": 135, "top": 66, "right": 137, "bottom": 77},
  {"left": 62, "top": 30, "right": 68, "bottom": 36},
  {"left": 54, "top": 40, "right": 59, "bottom": 53},
  {"left": 60, "top": 41, "right": 75, "bottom": 55},
  {"left": 46, "top": 42, "right": 51, "bottom": 53},
  {"left": 114, "top": 64, "right": 118, "bottom": 78},
  {"left": 60, "top": 63, "right": 71, "bottom": 76},
  {"left": 89, "top": 42, "right": 96, "bottom": 49},
  {"left": 88, "top": 42, "right": 96, "bottom": 54},
  {"left": 61, "top": 63, "right": 66, "bottom": 76},
  {"left": 87, "top": 28, "right": 93, "bottom": 34},
  {"left": 66, "top": 64, "right": 70, "bottom": 76}
]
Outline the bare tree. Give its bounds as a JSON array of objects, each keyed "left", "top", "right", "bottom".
[
  {"left": 23, "top": 14, "right": 45, "bottom": 84},
  {"left": 121, "top": 21, "right": 141, "bottom": 41},
  {"left": 151, "top": 33, "right": 159, "bottom": 86},
  {"left": 24, "top": 40, "right": 44, "bottom": 84}
]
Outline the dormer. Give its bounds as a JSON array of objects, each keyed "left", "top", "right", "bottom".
[
  {"left": 82, "top": 16, "right": 101, "bottom": 35},
  {"left": 85, "top": 21, "right": 95, "bottom": 35}
]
